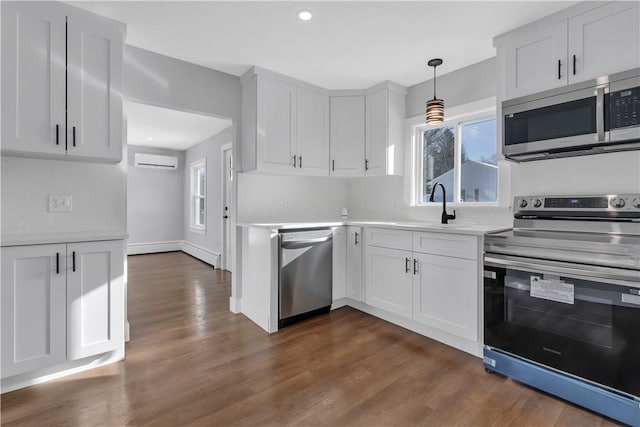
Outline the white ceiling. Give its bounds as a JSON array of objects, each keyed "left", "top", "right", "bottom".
[
  {"left": 126, "top": 101, "right": 232, "bottom": 151},
  {"left": 69, "top": 1, "right": 577, "bottom": 89}
]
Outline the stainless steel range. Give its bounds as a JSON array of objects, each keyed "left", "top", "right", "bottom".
[{"left": 483, "top": 194, "right": 640, "bottom": 426}]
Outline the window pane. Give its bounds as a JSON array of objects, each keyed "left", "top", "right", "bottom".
[
  {"left": 198, "top": 168, "right": 205, "bottom": 196},
  {"left": 460, "top": 118, "right": 497, "bottom": 202},
  {"left": 198, "top": 197, "right": 205, "bottom": 225},
  {"left": 422, "top": 126, "right": 454, "bottom": 203}
]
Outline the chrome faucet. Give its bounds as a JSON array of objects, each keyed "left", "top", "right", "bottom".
[{"left": 429, "top": 182, "right": 456, "bottom": 224}]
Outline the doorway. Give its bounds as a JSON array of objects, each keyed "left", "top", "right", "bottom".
[{"left": 221, "top": 143, "right": 233, "bottom": 272}]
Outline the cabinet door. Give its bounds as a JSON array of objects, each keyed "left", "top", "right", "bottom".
[
  {"left": 364, "top": 245, "right": 412, "bottom": 318},
  {"left": 1, "top": 244, "right": 67, "bottom": 378},
  {"left": 66, "top": 10, "right": 123, "bottom": 162},
  {"left": 296, "top": 88, "right": 330, "bottom": 175},
  {"left": 346, "top": 226, "right": 363, "bottom": 302},
  {"left": 332, "top": 227, "right": 347, "bottom": 301},
  {"left": 568, "top": 2, "right": 640, "bottom": 84},
  {"left": 1, "top": 1, "right": 66, "bottom": 157},
  {"left": 412, "top": 253, "right": 478, "bottom": 342},
  {"left": 330, "top": 96, "right": 365, "bottom": 177},
  {"left": 257, "top": 76, "right": 297, "bottom": 173},
  {"left": 365, "top": 88, "right": 389, "bottom": 176},
  {"left": 504, "top": 21, "right": 568, "bottom": 100},
  {"left": 67, "top": 240, "right": 124, "bottom": 361}
]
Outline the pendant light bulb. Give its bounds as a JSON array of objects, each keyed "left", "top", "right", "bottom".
[{"left": 426, "top": 58, "right": 444, "bottom": 124}]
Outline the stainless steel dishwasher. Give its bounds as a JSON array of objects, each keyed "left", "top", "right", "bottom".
[{"left": 279, "top": 228, "right": 333, "bottom": 328}]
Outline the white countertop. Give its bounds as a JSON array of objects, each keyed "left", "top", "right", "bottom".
[
  {"left": 238, "top": 220, "right": 510, "bottom": 236},
  {"left": 1, "top": 231, "right": 129, "bottom": 246}
]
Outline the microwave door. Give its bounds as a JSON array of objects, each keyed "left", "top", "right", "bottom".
[{"left": 503, "top": 85, "right": 606, "bottom": 157}]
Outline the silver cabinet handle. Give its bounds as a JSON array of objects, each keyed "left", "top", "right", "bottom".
[
  {"left": 405, "top": 257, "right": 410, "bottom": 273},
  {"left": 354, "top": 232, "right": 359, "bottom": 245},
  {"left": 413, "top": 259, "right": 418, "bottom": 275},
  {"left": 299, "top": 155, "right": 302, "bottom": 168},
  {"left": 292, "top": 155, "right": 297, "bottom": 168}
]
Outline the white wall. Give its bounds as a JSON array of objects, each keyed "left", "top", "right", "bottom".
[
  {"left": 183, "top": 126, "right": 233, "bottom": 259},
  {"left": 348, "top": 57, "right": 513, "bottom": 226},
  {"left": 1, "top": 157, "right": 126, "bottom": 237},
  {"left": 127, "top": 145, "right": 184, "bottom": 245},
  {"left": 237, "top": 173, "right": 349, "bottom": 223}
]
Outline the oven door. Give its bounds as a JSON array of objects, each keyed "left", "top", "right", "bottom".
[{"left": 484, "top": 254, "right": 640, "bottom": 398}]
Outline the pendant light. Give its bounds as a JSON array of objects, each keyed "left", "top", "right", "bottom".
[{"left": 426, "top": 58, "right": 444, "bottom": 124}]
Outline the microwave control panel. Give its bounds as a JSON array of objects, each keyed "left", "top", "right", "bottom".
[{"left": 610, "top": 86, "right": 639, "bottom": 129}]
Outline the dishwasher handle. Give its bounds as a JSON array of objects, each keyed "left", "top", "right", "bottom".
[{"left": 281, "top": 236, "right": 332, "bottom": 249}]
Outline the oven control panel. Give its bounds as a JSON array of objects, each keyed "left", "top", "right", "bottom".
[{"left": 514, "top": 194, "right": 640, "bottom": 214}]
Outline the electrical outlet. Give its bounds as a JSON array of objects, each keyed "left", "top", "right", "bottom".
[{"left": 48, "top": 195, "right": 72, "bottom": 212}]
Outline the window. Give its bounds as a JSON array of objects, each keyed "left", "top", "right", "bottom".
[
  {"left": 191, "top": 159, "right": 206, "bottom": 232},
  {"left": 416, "top": 114, "right": 497, "bottom": 205}
]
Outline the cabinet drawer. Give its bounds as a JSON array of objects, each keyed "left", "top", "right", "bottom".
[
  {"left": 412, "top": 232, "right": 477, "bottom": 260},
  {"left": 365, "top": 228, "right": 412, "bottom": 251}
]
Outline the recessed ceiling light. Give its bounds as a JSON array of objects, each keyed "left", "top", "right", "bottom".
[
  {"left": 297, "top": 9, "right": 312, "bottom": 21},
  {"left": 147, "top": 137, "right": 153, "bottom": 141}
]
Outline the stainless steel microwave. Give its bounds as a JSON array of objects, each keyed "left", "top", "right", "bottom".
[{"left": 502, "top": 68, "right": 640, "bottom": 162}]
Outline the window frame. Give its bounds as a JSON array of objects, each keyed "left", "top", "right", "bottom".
[
  {"left": 190, "top": 158, "right": 207, "bottom": 234},
  {"left": 410, "top": 100, "right": 498, "bottom": 208}
]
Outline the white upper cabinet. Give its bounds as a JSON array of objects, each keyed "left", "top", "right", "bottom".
[
  {"left": 256, "top": 76, "right": 297, "bottom": 173},
  {"left": 66, "top": 8, "right": 123, "bottom": 162},
  {"left": 567, "top": 1, "right": 640, "bottom": 84},
  {"left": 1, "top": 2, "right": 67, "bottom": 158},
  {"left": 242, "top": 71, "right": 329, "bottom": 175},
  {"left": 504, "top": 22, "right": 568, "bottom": 99},
  {"left": 499, "top": 1, "right": 640, "bottom": 100},
  {"left": 296, "top": 87, "right": 330, "bottom": 175},
  {"left": 365, "top": 86, "right": 406, "bottom": 176},
  {"left": 242, "top": 68, "right": 405, "bottom": 177},
  {"left": 330, "top": 96, "right": 365, "bottom": 176},
  {"left": 1, "top": 1, "right": 124, "bottom": 163}
]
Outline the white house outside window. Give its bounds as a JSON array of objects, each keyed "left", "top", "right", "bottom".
[
  {"left": 416, "top": 114, "right": 497, "bottom": 205},
  {"left": 191, "top": 159, "right": 206, "bottom": 233}
]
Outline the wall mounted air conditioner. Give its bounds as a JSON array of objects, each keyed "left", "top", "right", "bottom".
[{"left": 134, "top": 153, "right": 179, "bottom": 170}]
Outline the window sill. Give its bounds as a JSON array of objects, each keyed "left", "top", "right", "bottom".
[
  {"left": 414, "top": 202, "right": 501, "bottom": 209},
  {"left": 189, "top": 227, "right": 206, "bottom": 235}
]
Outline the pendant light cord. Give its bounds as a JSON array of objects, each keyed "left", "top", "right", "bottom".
[{"left": 433, "top": 66, "right": 437, "bottom": 100}]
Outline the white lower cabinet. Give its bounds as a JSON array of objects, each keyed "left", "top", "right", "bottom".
[
  {"left": 346, "top": 226, "right": 363, "bottom": 302},
  {"left": 412, "top": 253, "right": 478, "bottom": 342},
  {"left": 1, "top": 240, "right": 124, "bottom": 378},
  {"left": 362, "top": 227, "right": 480, "bottom": 350},
  {"left": 364, "top": 245, "right": 413, "bottom": 318},
  {"left": 1, "top": 244, "right": 67, "bottom": 377}
]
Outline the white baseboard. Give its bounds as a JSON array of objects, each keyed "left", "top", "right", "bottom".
[
  {"left": 180, "top": 241, "right": 220, "bottom": 267},
  {"left": 127, "top": 240, "right": 220, "bottom": 268},
  {"left": 127, "top": 241, "right": 182, "bottom": 255}
]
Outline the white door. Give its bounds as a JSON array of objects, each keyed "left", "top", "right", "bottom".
[
  {"left": 504, "top": 21, "right": 568, "bottom": 100},
  {"left": 67, "top": 240, "right": 124, "bottom": 361},
  {"left": 66, "top": 8, "right": 123, "bottom": 162},
  {"left": 1, "top": 1, "right": 66, "bottom": 157},
  {"left": 1, "top": 244, "right": 67, "bottom": 378},
  {"left": 346, "top": 226, "right": 363, "bottom": 302},
  {"left": 330, "top": 96, "right": 365, "bottom": 177},
  {"left": 332, "top": 227, "right": 347, "bottom": 301},
  {"left": 412, "top": 253, "right": 478, "bottom": 341},
  {"left": 364, "top": 245, "right": 412, "bottom": 318},
  {"left": 365, "top": 88, "right": 389, "bottom": 176},
  {"left": 296, "top": 88, "right": 330, "bottom": 175},
  {"left": 223, "top": 145, "right": 233, "bottom": 272},
  {"left": 568, "top": 1, "right": 640, "bottom": 84},
  {"left": 257, "top": 76, "right": 296, "bottom": 173}
]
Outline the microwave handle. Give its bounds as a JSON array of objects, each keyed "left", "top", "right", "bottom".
[{"left": 596, "top": 86, "right": 605, "bottom": 142}]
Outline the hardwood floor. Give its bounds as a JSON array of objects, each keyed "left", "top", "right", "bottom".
[{"left": 1, "top": 252, "right": 619, "bottom": 426}]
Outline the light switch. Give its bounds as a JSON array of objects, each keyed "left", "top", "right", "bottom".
[{"left": 48, "top": 195, "right": 72, "bottom": 212}]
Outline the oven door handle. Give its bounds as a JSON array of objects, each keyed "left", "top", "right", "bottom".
[{"left": 484, "top": 254, "right": 640, "bottom": 288}]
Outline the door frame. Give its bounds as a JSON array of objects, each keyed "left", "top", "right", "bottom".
[{"left": 220, "top": 142, "right": 233, "bottom": 271}]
